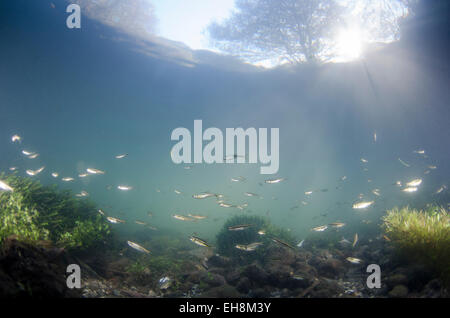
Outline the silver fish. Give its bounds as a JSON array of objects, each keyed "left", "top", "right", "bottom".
[
  {"left": 398, "top": 158, "right": 410, "bottom": 167},
  {"left": 192, "top": 192, "right": 216, "bottom": 199},
  {"left": 0, "top": 180, "right": 14, "bottom": 192},
  {"left": 86, "top": 168, "right": 105, "bottom": 175},
  {"left": 117, "top": 185, "right": 133, "bottom": 191},
  {"left": 115, "top": 153, "right": 128, "bottom": 159},
  {"left": 406, "top": 178, "right": 422, "bottom": 187},
  {"left": 235, "top": 242, "right": 263, "bottom": 251},
  {"left": 127, "top": 241, "right": 150, "bottom": 254},
  {"left": 346, "top": 257, "right": 362, "bottom": 264},
  {"left": 26, "top": 166, "right": 45, "bottom": 176},
  {"left": 264, "top": 177, "right": 285, "bottom": 184},
  {"left": 352, "top": 201, "right": 374, "bottom": 209}
]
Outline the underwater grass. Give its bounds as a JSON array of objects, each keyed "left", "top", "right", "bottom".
[
  {"left": 382, "top": 205, "right": 450, "bottom": 285},
  {"left": 0, "top": 172, "right": 111, "bottom": 251}
]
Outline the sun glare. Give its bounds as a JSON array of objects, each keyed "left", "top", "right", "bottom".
[{"left": 334, "top": 28, "right": 364, "bottom": 62}]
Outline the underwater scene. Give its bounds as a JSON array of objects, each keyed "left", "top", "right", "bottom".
[{"left": 0, "top": 0, "right": 449, "bottom": 300}]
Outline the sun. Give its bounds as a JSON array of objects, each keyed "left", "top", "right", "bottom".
[{"left": 334, "top": 28, "right": 364, "bottom": 62}]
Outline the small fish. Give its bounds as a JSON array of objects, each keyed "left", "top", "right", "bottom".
[
  {"left": 428, "top": 165, "right": 437, "bottom": 170},
  {"left": 257, "top": 229, "right": 266, "bottom": 235},
  {"left": 61, "top": 177, "right": 74, "bottom": 182},
  {"left": 228, "top": 224, "right": 253, "bottom": 231},
  {"left": 383, "top": 235, "right": 391, "bottom": 242},
  {"left": 395, "top": 181, "right": 402, "bottom": 187},
  {"left": 127, "top": 241, "right": 150, "bottom": 254},
  {"left": 373, "top": 132, "right": 377, "bottom": 142},
  {"left": 435, "top": 185, "right": 447, "bottom": 194},
  {"left": 352, "top": 201, "right": 374, "bottom": 209},
  {"left": 235, "top": 242, "right": 263, "bottom": 251},
  {"left": 51, "top": 172, "right": 59, "bottom": 178},
  {"left": 117, "top": 185, "right": 133, "bottom": 191},
  {"left": 312, "top": 225, "right": 328, "bottom": 232},
  {"left": 26, "top": 167, "right": 45, "bottom": 176},
  {"left": 372, "top": 189, "right": 381, "bottom": 196},
  {"left": 413, "top": 149, "right": 425, "bottom": 154},
  {"left": 424, "top": 170, "right": 430, "bottom": 175},
  {"left": 339, "top": 237, "right": 351, "bottom": 245},
  {"left": 174, "top": 189, "right": 182, "bottom": 194},
  {"left": 190, "top": 236, "right": 211, "bottom": 247},
  {"left": 188, "top": 214, "right": 207, "bottom": 220},
  {"left": 86, "top": 168, "right": 105, "bottom": 175},
  {"left": 236, "top": 203, "right": 248, "bottom": 210},
  {"left": 75, "top": 191, "right": 89, "bottom": 197},
  {"left": 22, "top": 150, "right": 33, "bottom": 156},
  {"left": 352, "top": 233, "right": 358, "bottom": 247},
  {"left": 361, "top": 158, "right": 368, "bottom": 163},
  {"left": 11, "top": 135, "right": 21, "bottom": 143},
  {"left": 192, "top": 192, "right": 216, "bottom": 199},
  {"left": 406, "top": 178, "right": 422, "bottom": 187},
  {"left": 398, "top": 158, "right": 410, "bottom": 167},
  {"left": 219, "top": 202, "right": 234, "bottom": 208},
  {"left": 297, "top": 240, "right": 305, "bottom": 248},
  {"left": 264, "top": 177, "right": 285, "bottom": 184},
  {"left": 78, "top": 173, "right": 88, "bottom": 178},
  {"left": 106, "top": 216, "right": 125, "bottom": 224},
  {"left": 115, "top": 153, "right": 128, "bottom": 159},
  {"left": 304, "top": 191, "right": 313, "bottom": 195},
  {"left": 231, "top": 176, "right": 246, "bottom": 182},
  {"left": 346, "top": 257, "right": 362, "bottom": 264},
  {"left": 402, "top": 187, "right": 418, "bottom": 193},
  {"left": 0, "top": 180, "right": 14, "bottom": 192},
  {"left": 9, "top": 167, "right": 17, "bottom": 171},
  {"left": 291, "top": 275, "right": 304, "bottom": 281},
  {"left": 135, "top": 220, "right": 147, "bottom": 225},
  {"left": 244, "top": 192, "right": 261, "bottom": 198},
  {"left": 172, "top": 214, "right": 195, "bottom": 221},
  {"left": 329, "top": 222, "right": 346, "bottom": 228},
  {"left": 98, "top": 209, "right": 105, "bottom": 216},
  {"left": 341, "top": 176, "right": 347, "bottom": 181},
  {"left": 301, "top": 201, "right": 308, "bottom": 205},
  {"left": 27, "top": 153, "right": 39, "bottom": 159},
  {"left": 270, "top": 237, "right": 295, "bottom": 249}
]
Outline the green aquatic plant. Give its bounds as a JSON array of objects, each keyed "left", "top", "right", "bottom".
[
  {"left": 382, "top": 205, "right": 450, "bottom": 285},
  {"left": 126, "top": 253, "right": 189, "bottom": 289},
  {"left": 0, "top": 190, "right": 50, "bottom": 243},
  {"left": 0, "top": 172, "right": 111, "bottom": 250},
  {"left": 57, "top": 217, "right": 111, "bottom": 250},
  {"left": 216, "top": 215, "right": 295, "bottom": 263}
]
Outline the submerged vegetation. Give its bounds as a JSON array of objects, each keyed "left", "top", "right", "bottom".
[
  {"left": 0, "top": 173, "right": 111, "bottom": 251},
  {"left": 382, "top": 205, "right": 450, "bottom": 285},
  {"left": 216, "top": 215, "right": 295, "bottom": 263}
]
